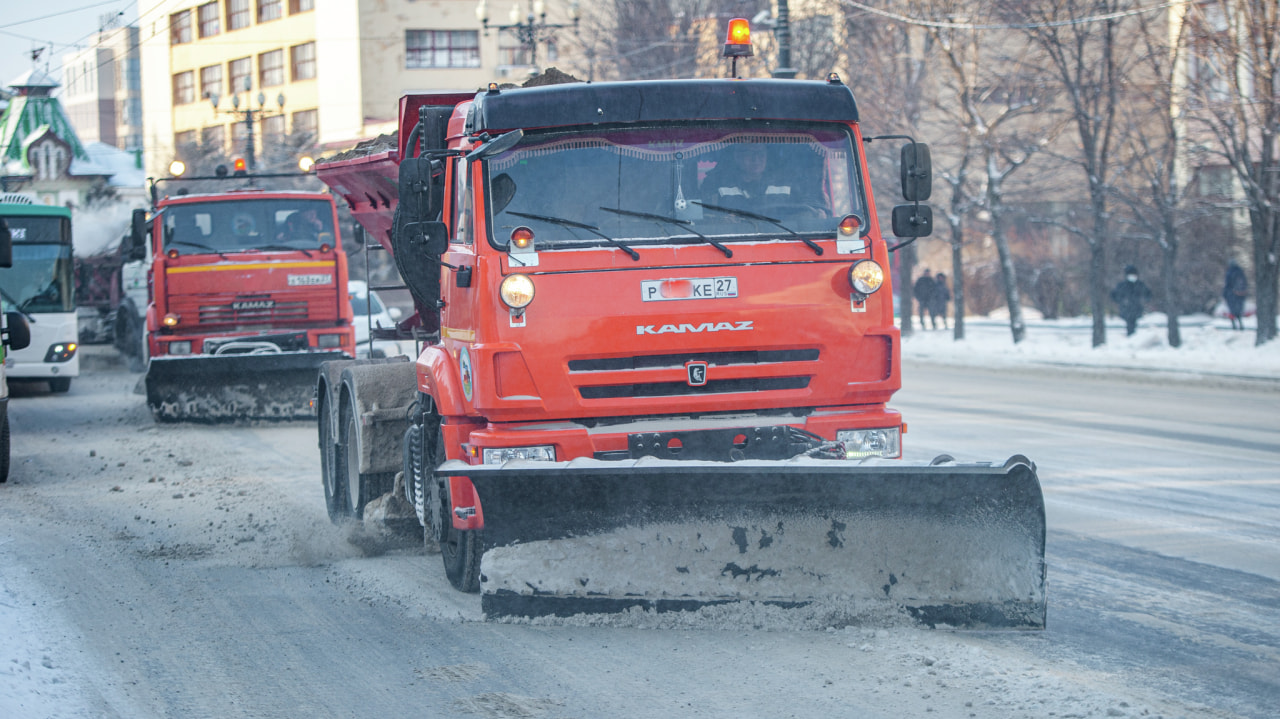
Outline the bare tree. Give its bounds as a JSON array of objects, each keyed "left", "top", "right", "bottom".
[
  {"left": 1184, "top": 0, "right": 1280, "bottom": 345},
  {"left": 1110, "top": 6, "right": 1200, "bottom": 348},
  {"left": 1018, "top": 0, "right": 1139, "bottom": 348},
  {"left": 923, "top": 0, "right": 1054, "bottom": 344}
]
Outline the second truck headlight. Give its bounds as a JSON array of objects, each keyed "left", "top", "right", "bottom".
[
  {"left": 837, "top": 428, "right": 901, "bottom": 459},
  {"left": 848, "top": 260, "right": 884, "bottom": 296}
]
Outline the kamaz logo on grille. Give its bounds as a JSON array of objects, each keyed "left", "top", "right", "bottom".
[
  {"left": 686, "top": 361, "right": 708, "bottom": 386},
  {"left": 232, "top": 300, "right": 275, "bottom": 310},
  {"left": 636, "top": 321, "right": 753, "bottom": 335}
]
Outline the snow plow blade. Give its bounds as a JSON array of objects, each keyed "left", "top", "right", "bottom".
[
  {"left": 145, "top": 351, "right": 347, "bottom": 422},
  {"left": 446, "top": 455, "right": 1046, "bottom": 629}
]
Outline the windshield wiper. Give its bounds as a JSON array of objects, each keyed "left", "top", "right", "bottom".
[
  {"left": 244, "top": 244, "right": 313, "bottom": 258},
  {"left": 693, "top": 201, "right": 823, "bottom": 255},
  {"left": 506, "top": 211, "right": 640, "bottom": 261},
  {"left": 598, "top": 207, "right": 732, "bottom": 258},
  {"left": 166, "top": 240, "right": 229, "bottom": 259}
]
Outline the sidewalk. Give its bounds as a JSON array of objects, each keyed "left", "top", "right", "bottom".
[{"left": 900, "top": 311, "right": 1280, "bottom": 386}]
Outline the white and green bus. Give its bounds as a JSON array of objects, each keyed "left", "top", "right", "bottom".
[{"left": 0, "top": 194, "right": 79, "bottom": 393}]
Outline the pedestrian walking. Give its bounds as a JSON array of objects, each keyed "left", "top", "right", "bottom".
[
  {"left": 1110, "top": 264, "right": 1152, "bottom": 337},
  {"left": 913, "top": 269, "right": 936, "bottom": 329},
  {"left": 1223, "top": 261, "right": 1248, "bottom": 330},
  {"left": 929, "top": 272, "right": 951, "bottom": 330}
]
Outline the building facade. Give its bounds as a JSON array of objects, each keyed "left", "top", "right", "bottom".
[
  {"left": 61, "top": 25, "right": 144, "bottom": 154},
  {"left": 138, "top": 0, "right": 581, "bottom": 178}
]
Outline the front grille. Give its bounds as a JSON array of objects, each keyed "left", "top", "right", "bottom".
[
  {"left": 198, "top": 300, "right": 309, "bottom": 324},
  {"left": 569, "top": 349, "right": 819, "bottom": 372},
  {"left": 580, "top": 376, "right": 810, "bottom": 399}
]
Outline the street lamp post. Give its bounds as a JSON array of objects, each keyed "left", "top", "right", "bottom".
[
  {"left": 476, "top": 0, "right": 580, "bottom": 74},
  {"left": 209, "top": 78, "right": 285, "bottom": 172}
]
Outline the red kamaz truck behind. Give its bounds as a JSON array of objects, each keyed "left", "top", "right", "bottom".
[
  {"left": 312, "top": 57, "right": 1045, "bottom": 628},
  {"left": 126, "top": 174, "right": 355, "bottom": 421}
]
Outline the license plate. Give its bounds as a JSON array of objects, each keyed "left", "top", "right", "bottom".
[
  {"left": 641, "top": 277, "right": 738, "bottom": 302},
  {"left": 288, "top": 273, "right": 332, "bottom": 286}
]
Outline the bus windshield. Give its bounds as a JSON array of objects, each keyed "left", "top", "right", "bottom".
[
  {"left": 162, "top": 198, "right": 335, "bottom": 254},
  {"left": 485, "top": 123, "right": 864, "bottom": 251},
  {"left": 0, "top": 216, "right": 75, "bottom": 313}
]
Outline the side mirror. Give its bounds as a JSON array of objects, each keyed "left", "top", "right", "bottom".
[
  {"left": 0, "top": 217, "right": 11, "bottom": 268},
  {"left": 891, "top": 204, "right": 933, "bottom": 238},
  {"left": 398, "top": 157, "right": 438, "bottom": 223},
  {"left": 900, "top": 143, "right": 932, "bottom": 202},
  {"left": 129, "top": 209, "right": 149, "bottom": 260},
  {"left": 4, "top": 312, "right": 30, "bottom": 351}
]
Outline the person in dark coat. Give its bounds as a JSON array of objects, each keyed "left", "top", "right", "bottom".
[
  {"left": 929, "top": 272, "right": 951, "bottom": 330},
  {"left": 1223, "top": 261, "right": 1248, "bottom": 330},
  {"left": 913, "top": 270, "right": 936, "bottom": 328},
  {"left": 1110, "top": 264, "right": 1152, "bottom": 336}
]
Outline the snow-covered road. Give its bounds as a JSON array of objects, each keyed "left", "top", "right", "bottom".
[{"left": 2, "top": 326, "right": 1276, "bottom": 718}]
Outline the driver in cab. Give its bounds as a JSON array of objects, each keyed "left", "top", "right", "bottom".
[{"left": 704, "top": 144, "right": 791, "bottom": 209}]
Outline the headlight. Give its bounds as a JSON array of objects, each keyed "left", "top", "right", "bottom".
[
  {"left": 44, "top": 343, "right": 78, "bottom": 362},
  {"left": 163, "top": 313, "right": 181, "bottom": 327},
  {"left": 500, "top": 274, "right": 535, "bottom": 309},
  {"left": 168, "top": 341, "right": 193, "bottom": 355},
  {"left": 482, "top": 445, "right": 555, "bottom": 464},
  {"left": 317, "top": 333, "right": 342, "bottom": 348},
  {"left": 848, "top": 260, "right": 884, "bottom": 296},
  {"left": 837, "top": 428, "right": 901, "bottom": 459}
]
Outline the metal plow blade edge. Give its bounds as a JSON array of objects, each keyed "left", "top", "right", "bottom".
[
  {"left": 447, "top": 456, "right": 1046, "bottom": 629},
  {"left": 145, "top": 351, "right": 348, "bottom": 422}
]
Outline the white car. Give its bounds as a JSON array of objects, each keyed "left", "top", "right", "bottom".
[{"left": 348, "top": 280, "right": 411, "bottom": 359}]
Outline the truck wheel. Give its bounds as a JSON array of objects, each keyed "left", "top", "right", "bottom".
[
  {"left": 49, "top": 378, "right": 71, "bottom": 393},
  {"left": 319, "top": 393, "right": 345, "bottom": 522},
  {"left": 434, "top": 427, "right": 482, "bottom": 592},
  {"left": 337, "top": 396, "right": 394, "bottom": 519}
]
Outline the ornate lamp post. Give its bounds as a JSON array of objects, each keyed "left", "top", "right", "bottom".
[
  {"left": 209, "top": 77, "right": 285, "bottom": 172},
  {"left": 476, "top": 0, "right": 580, "bottom": 73}
]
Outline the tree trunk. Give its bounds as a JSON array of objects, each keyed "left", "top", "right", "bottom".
[
  {"left": 1090, "top": 240, "right": 1107, "bottom": 348},
  {"left": 898, "top": 242, "right": 918, "bottom": 336},
  {"left": 1161, "top": 230, "right": 1181, "bottom": 348},
  {"left": 1252, "top": 204, "right": 1279, "bottom": 345},
  {"left": 951, "top": 226, "right": 966, "bottom": 341},
  {"left": 985, "top": 157, "right": 1024, "bottom": 343}
]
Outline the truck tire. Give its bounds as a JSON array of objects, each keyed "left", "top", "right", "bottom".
[
  {"left": 434, "top": 426, "right": 482, "bottom": 592},
  {"left": 337, "top": 395, "right": 394, "bottom": 519},
  {"left": 49, "top": 378, "right": 71, "bottom": 393},
  {"left": 319, "top": 391, "right": 344, "bottom": 522}
]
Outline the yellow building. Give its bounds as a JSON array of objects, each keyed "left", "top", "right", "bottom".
[{"left": 138, "top": 0, "right": 580, "bottom": 178}]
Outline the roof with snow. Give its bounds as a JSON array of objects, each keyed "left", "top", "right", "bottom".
[{"left": 0, "top": 70, "right": 93, "bottom": 179}]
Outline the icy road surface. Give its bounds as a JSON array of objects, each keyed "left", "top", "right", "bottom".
[{"left": 1, "top": 343, "right": 1276, "bottom": 718}]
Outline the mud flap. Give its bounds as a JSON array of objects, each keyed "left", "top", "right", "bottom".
[
  {"left": 441, "top": 455, "right": 1046, "bottom": 629},
  {"left": 146, "top": 351, "right": 348, "bottom": 422}
]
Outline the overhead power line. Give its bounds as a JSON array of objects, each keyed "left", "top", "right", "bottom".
[{"left": 834, "top": 0, "right": 1186, "bottom": 31}]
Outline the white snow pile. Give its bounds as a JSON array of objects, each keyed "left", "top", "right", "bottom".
[{"left": 901, "top": 309, "right": 1280, "bottom": 381}]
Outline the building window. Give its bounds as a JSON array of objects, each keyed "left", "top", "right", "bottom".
[
  {"left": 229, "top": 57, "right": 252, "bottom": 93},
  {"left": 226, "top": 0, "right": 251, "bottom": 31},
  {"left": 258, "top": 0, "right": 283, "bottom": 22},
  {"left": 263, "top": 114, "right": 286, "bottom": 140},
  {"left": 406, "top": 30, "right": 481, "bottom": 69},
  {"left": 291, "top": 109, "right": 317, "bottom": 136},
  {"left": 201, "top": 125, "right": 226, "bottom": 152},
  {"left": 198, "top": 2, "right": 221, "bottom": 38},
  {"left": 175, "top": 130, "right": 197, "bottom": 152},
  {"left": 290, "top": 0, "right": 314, "bottom": 12},
  {"left": 291, "top": 42, "right": 316, "bottom": 81},
  {"left": 173, "top": 71, "right": 196, "bottom": 105},
  {"left": 259, "top": 49, "right": 285, "bottom": 87},
  {"left": 171, "top": 10, "right": 193, "bottom": 45},
  {"left": 200, "top": 64, "right": 223, "bottom": 101}
]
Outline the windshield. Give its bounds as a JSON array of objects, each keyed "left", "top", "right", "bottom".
[
  {"left": 0, "top": 216, "right": 75, "bottom": 313},
  {"left": 162, "top": 198, "right": 335, "bottom": 253},
  {"left": 485, "top": 123, "right": 863, "bottom": 250},
  {"left": 349, "top": 291, "right": 385, "bottom": 317}
]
